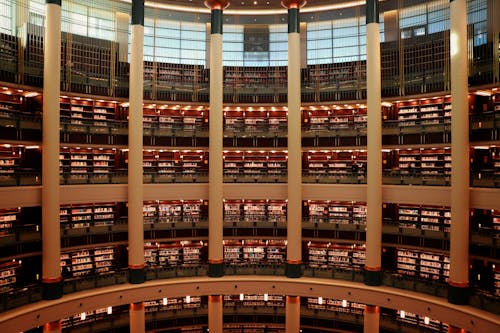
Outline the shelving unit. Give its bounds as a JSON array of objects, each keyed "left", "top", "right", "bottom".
[
  {"left": 494, "top": 267, "right": 500, "bottom": 296},
  {"left": 224, "top": 200, "right": 242, "bottom": 221},
  {"left": 143, "top": 201, "right": 158, "bottom": 224},
  {"left": 158, "top": 243, "right": 182, "bottom": 266},
  {"left": 61, "top": 249, "right": 93, "bottom": 277},
  {"left": 182, "top": 200, "right": 203, "bottom": 222},
  {"left": 307, "top": 242, "right": 328, "bottom": 268},
  {"left": 242, "top": 240, "right": 266, "bottom": 263},
  {"left": 266, "top": 240, "right": 286, "bottom": 263},
  {"left": 0, "top": 208, "right": 19, "bottom": 234},
  {"left": 267, "top": 200, "right": 287, "bottom": 222},
  {"left": 144, "top": 243, "right": 159, "bottom": 267},
  {"left": 94, "top": 247, "right": 115, "bottom": 274},
  {"left": 182, "top": 241, "right": 203, "bottom": 265},
  {"left": 0, "top": 92, "right": 21, "bottom": 118},
  {"left": 60, "top": 203, "right": 116, "bottom": 228},
  {"left": 306, "top": 201, "right": 366, "bottom": 225},
  {"left": 397, "top": 205, "right": 450, "bottom": 232},
  {"left": 224, "top": 240, "right": 242, "bottom": 265},
  {"left": 158, "top": 200, "right": 182, "bottom": 223},
  {"left": 397, "top": 100, "right": 419, "bottom": 126},
  {"left": 243, "top": 200, "right": 267, "bottom": 222},
  {"left": 396, "top": 248, "right": 449, "bottom": 282},
  {"left": 0, "top": 146, "right": 20, "bottom": 176},
  {"left": 0, "top": 261, "right": 19, "bottom": 293}
]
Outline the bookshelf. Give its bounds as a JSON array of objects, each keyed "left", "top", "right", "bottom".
[
  {"left": 307, "top": 242, "right": 328, "bottom": 268},
  {"left": 397, "top": 204, "right": 450, "bottom": 232},
  {"left": 183, "top": 200, "right": 203, "bottom": 222},
  {"left": 419, "top": 97, "right": 444, "bottom": 125},
  {"left": 0, "top": 208, "right": 19, "bottom": 235},
  {"left": 396, "top": 248, "right": 449, "bottom": 282},
  {"left": 60, "top": 203, "right": 116, "bottom": 229},
  {"left": 92, "top": 148, "right": 116, "bottom": 175},
  {"left": 306, "top": 200, "right": 366, "bottom": 225},
  {"left": 0, "top": 91, "right": 21, "bottom": 117},
  {"left": 224, "top": 240, "right": 242, "bottom": 265},
  {"left": 224, "top": 200, "right": 242, "bottom": 221},
  {"left": 182, "top": 241, "right": 203, "bottom": 266},
  {"left": 0, "top": 261, "right": 19, "bottom": 293},
  {"left": 61, "top": 249, "right": 93, "bottom": 277},
  {"left": 0, "top": 146, "right": 20, "bottom": 176},
  {"left": 304, "top": 150, "right": 366, "bottom": 178},
  {"left": 181, "top": 151, "right": 207, "bottom": 175},
  {"left": 267, "top": 151, "right": 287, "bottom": 177},
  {"left": 158, "top": 200, "right": 182, "bottom": 223},
  {"left": 266, "top": 240, "right": 286, "bottom": 263},
  {"left": 397, "top": 100, "right": 419, "bottom": 126},
  {"left": 94, "top": 247, "right": 115, "bottom": 274},
  {"left": 495, "top": 267, "right": 500, "bottom": 296},
  {"left": 144, "top": 243, "right": 159, "bottom": 267},
  {"left": 243, "top": 200, "right": 267, "bottom": 222},
  {"left": 242, "top": 240, "right": 266, "bottom": 263},
  {"left": 158, "top": 243, "right": 182, "bottom": 266},
  {"left": 267, "top": 200, "right": 287, "bottom": 222},
  {"left": 143, "top": 201, "right": 158, "bottom": 224}
]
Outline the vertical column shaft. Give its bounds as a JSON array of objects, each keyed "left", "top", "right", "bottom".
[
  {"left": 42, "top": 0, "right": 62, "bottom": 300},
  {"left": 208, "top": 8, "right": 224, "bottom": 277},
  {"left": 365, "top": 0, "right": 383, "bottom": 286},
  {"left": 128, "top": 0, "right": 145, "bottom": 284},
  {"left": 363, "top": 305, "right": 380, "bottom": 333},
  {"left": 129, "top": 302, "right": 145, "bottom": 333},
  {"left": 449, "top": 0, "right": 470, "bottom": 305},
  {"left": 286, "top": 296, "right": 301, "bottom": 332},
  {"left": 208, "top": 295, "right": 223, "bottom": 332},
  {"left": 286, "top": 5, "right": 302, "bottom": 278}
]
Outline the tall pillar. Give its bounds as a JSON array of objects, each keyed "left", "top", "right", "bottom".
[
  {"left": 205, "top": 0, "right": 229, "bottom": 278},
  {"left": 364, "top": 0, "right": 383, "bottom": 286},
  {"left": 42, "top": 0, "right": 62, "bottom": 300},
  {"left": 128, "top": 0, "right": 145, "bottom": 284},
  {"left": 363, "top": 305, "right": 380, "bottom": 333},
  {"left": 286, "top": 296, "right": 300, "bottom": 332},
  {"left": 449, "top": 0, "right": 470, "bottom": 305},
  {"left": 129, "top": 302, "right": 145, "bottom": 333},
  {"left": 208, "top": 295, "right": 223, "bottom": 332},
  {"left": 43, "top": 320, "right": 62, "bottom": 333},
  {"left": 282, "top": 0, "right": 306, "bottom": 279}
]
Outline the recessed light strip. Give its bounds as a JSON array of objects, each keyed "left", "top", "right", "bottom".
[{"left": 118, "top": 0, "right": 365, "bottom": 16}]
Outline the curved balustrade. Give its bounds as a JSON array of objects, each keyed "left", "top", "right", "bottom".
[
  {"left": 0, "top": 264, "right": 498, "bottom": 316},
  {"left": 4, "top": 170, "right": 498, "bottom": 187}
]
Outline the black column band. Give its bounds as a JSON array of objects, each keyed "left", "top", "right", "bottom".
[
  {"left": 211, "top": 9, "right": 223, "bottom": 34},
  {"left": 46, "top": 0, "right": 62, "bottom": 5},
  {"left": 366, "top": 0, "right": 379, "bottom": 24},
  {"left": 132, "top": 0, "right": 144, "bottom": 26},
  {"left": 288, "top": 8, "right": 300, "bottom": 33}
]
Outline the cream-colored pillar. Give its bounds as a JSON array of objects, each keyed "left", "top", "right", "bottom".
[
  {"left": 365, "top": 0, "right": 383, "bottom": 286},
  {"left": 129, "top": 302, "right": 145, "bottom": 333},
  {"left": 206, "top": 0, "right": 228, "bottom": 277},
  {"left": 363, "top": 305, "right": 380, "bottom": 333},
  {"left": 128, "top": 0, "right": 145, "bottom": 284},
  {"left": 286, "top": 295, "right": 301, "bottom": 332},
  {"left": 282, "top": 0, "right": 306, "bottom": 278},
  {"left": 208, "top": 295, "right": 223, "bottom": 332},
  {"left": 449, "top": 0, "right": 470, "bottom": 305},
  {"left": 42, "top": 0, "right": 62, "bottom": 300}
]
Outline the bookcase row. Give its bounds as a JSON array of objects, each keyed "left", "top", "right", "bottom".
[
  {"left": 2, "top": 89, "right": 499, "bottom": 129},
  {"left": 2, "top": 202, "right": 499, "bottom": 233},
  {"left": 2, "top": 242, "right": 499, "bottom": 296},
  {"left": 3, "top": 145, "right": 500, "bottom": 179}
]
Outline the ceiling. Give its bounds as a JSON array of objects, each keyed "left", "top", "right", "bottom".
[{"left": 155, "top": 0, "right": 354, "bottom": 11}]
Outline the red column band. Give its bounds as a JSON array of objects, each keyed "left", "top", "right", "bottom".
[
  {"left": 209, "top": 295, "right": 223, "bottom": 303},
  {"left": 286, "top": 295, "right": 300, "bottom": 304},
  {"left": 204, "top": 0, "right": 229, "bottom": 10},
  {"left": 44, "top": 321, "right": 62, "bottom": 331},
  {"left": 364, "top": 305, "right": 380, "bottom": 314},
  {"left": 130, "top": 302, "right": 145, "bottom": 311},
  {"left": 281, "top": 0, "right": 307, "bottom": 9}
]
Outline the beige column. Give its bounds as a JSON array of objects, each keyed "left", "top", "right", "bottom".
[
  {"left": 363, "top": 305, "right": 380, "bottom": 333},
  {"left": 128, "top": 0, "right": 145, "bottom": 284},
  {"left": 208, "top": 295, "right": 223, "bottom": 332},
  {"left": 365, "top": 0, "right": 383, "bottom": 286},
  {"left": 43, "top": 320, "right": 62, "bottom": 333},
  {"left": 449, "top": 0, "right": 470, "bottom": 305},
  {"left": 129, "top": 302, "right": 145, "bottom": 333},
  {"left": 42, "top": 0, "right": 62, "bottom": 300},
  {"left": 282, "top": 0, "right": 306, "bottom": 278},
  {"left": 286, "top": 295, "right": 301, "bottom": 332},
  {"left": 206, "top": 0, "right": 228, "bottom": 277}
]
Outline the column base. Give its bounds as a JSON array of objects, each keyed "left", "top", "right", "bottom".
[
  {"left": 285, "top": 262, "right": 302, "bottom": 278},
  {"left": 364, "top": 268, "right": 383, "bottom": 286},
  {"left": 448, "top": 284, "right": 469, "bottom": 305},
  {"left": 42, "top": 279, "right": 63, "bottom": 300},
  {"left": 129, "top": 267, "right": 145, "bottom": 284},
  {"left": 208, "top": 262, "right": 225, "bottom": 277}
]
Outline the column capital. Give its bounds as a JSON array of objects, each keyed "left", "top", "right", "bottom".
[
  {"left": 204, "top": 0, "right": 230, "bottom": 10},
  {"left": 281, "top": 0, "right": 307, "bottom": 9}
]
